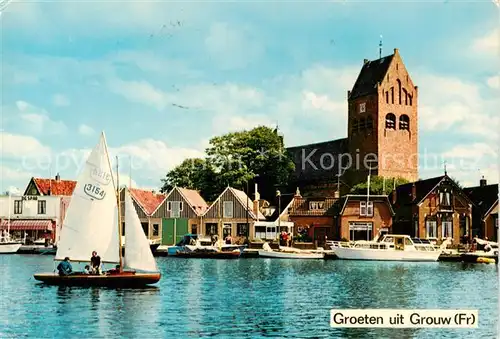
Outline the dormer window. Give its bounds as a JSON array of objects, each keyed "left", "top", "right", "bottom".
[
  {"left": 309, "top": 201, "right": 325, "bottom": 211},
  {"left": 359, "top": 201, "right": 374, "bottom": 217},
  {"left": 439, "top": 191, "right": 451, "bottom": 207},
  {"left": 359, "top": 102, "right": 366, "bottom": 113}
]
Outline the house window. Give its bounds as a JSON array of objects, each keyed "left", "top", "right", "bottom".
[
  {"left": 360, "top": 201, "right": 367, "bottom": 216},
  {"left": 223, "top": 223, "right": 232, "bottom": 238},
  {"left": 442, "top": 220, "right": 453, "bottom": 239},
  {"left": 14, "top": 200, "right": 22, "bottom": 214},
  {"left": 439, "top": 192, "right": 451, "bottom": 208},
  {"left": 237, "top": 223, "right": 249, "bottom": 236},
  {"left": 205, "top": 223, "right": 218, "bottom": 236},
  {"left": 385, "top": 113, "right": 396, "bottom": 129},
  {"left": 152, "top": 224, "right": 159, "bottom": 236},
  {"left": 38, "top": 200, "right": 46, "bottom": 214},
  {"left": 170, "top": 201, "right": 183, "bottom": 218},
  {"left": 359, "top": 102, "right": 366, "bottom": 113},
  {"left": 399, "top": 115, "right": 410, "bottom": 130},
  {"left": 191, "top": 224, "right": 197, "bottom": 235},
  {"left": 366, "top": 202, "right": 374, "bottom": 217},
  {"left": 366, "top": 116, "right": 373, "bottom": 130},
  {"left": 255, "top": 226, "right": 266, "bottom": 239},
  {"left": 352, "top": 118, "right": 360, "bottom": 132},
  {"left": 223, "top": 201, "right": 234, "bottom": 218},
  {"left": 426, "top": 220, "right": 437, "bottom": 238},
  {"left": 141, "top": 222, "right": 149, "bottom": 237},
  {"left": 309, "top": 201, "right": 325, "bottom": 210}
]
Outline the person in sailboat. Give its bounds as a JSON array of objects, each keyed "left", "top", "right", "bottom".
[
  {"left": 57, "top": 257, "right": 73, "bottom": 276},
  {"left": 84, "top": 265, "right": 91, "bottom": 274},
  {"left": 90, "top": 251, "right": 102, "bottom": 274},
  {"left": 106, "top": 265, "right": 121, "bottom": 275}
]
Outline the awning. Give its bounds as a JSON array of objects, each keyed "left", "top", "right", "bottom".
[{"left": 0, "top": 220, "right": 53, "bottom": 231}]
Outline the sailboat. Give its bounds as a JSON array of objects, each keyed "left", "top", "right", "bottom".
[
  {"left": 0, "top": 192, "right": 22, "bottom": 254},
  {"left": 33, "top": 132, "right": 161, "bottom": 287}
]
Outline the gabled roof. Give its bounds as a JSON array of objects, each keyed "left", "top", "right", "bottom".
[
  {"left": 204, "top": 187, "right": 265, "bottom": 220},
  {"left": 129, "top": 188, "right": 167, "bottom": 216},
  {"left": 27, "top": 177, "right": 77, "bottom": 196},
  {"left": 286, "top": 138, "right": 349, "bottom": 184},
  {"left": 349, "top": 53, "right": 394, "bottom": 100},
  {"left": 339, "top": 195, "right": 395, "bottom": 216},
  {"left": 464, "top": 184, "right": 499, "bottom": 219},
  {"left": 390, "top": 176, "right": 445, "bottom": 206},
  {"left": 167, "top": 187, "right": 208, "bottom": 216}
]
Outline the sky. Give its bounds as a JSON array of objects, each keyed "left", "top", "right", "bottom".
[{"left": 1, "top": 0, "right": 499, "bottom": 194}]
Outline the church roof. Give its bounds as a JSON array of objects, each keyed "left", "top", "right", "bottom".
[
  {"left": 286, "top": 138, "right": 349, "bottom": 184},
  {"left": 349, "top": 53, "right": 395, "bottom": 100},
  {"left": 464, "top": 184, "right": 498, "bottom": 218}
]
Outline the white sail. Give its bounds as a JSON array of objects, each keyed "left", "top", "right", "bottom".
[
  {"left": 55, "top": 132, "right": 120, "bottom": 263},
  {"left": 123, "top": 189, "right": 158, "bottom": 272}
]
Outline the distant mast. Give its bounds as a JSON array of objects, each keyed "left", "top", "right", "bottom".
[
  {"left": 379, "top": 35, "right": 383, "bottom": 58},
  {"left": 116, "top": 156, "right": 123, "bottom": 272}
]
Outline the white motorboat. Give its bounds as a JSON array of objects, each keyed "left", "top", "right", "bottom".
[
  {"left": 330, "top": 234, "right": 441, "bottom": 262},
  {"left": 258, "top": 243, "right": 325, "bottom": 259},
  {"left": 0, "top": 232, "right": 22, "bottom": 254}
]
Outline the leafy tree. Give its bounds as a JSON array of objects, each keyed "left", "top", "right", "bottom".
[
  {"left": 350, "top": 176, "right": 410, "bottom": 195},
  {"left": 160, "top": 126, "right": 295, "bottom": 201}
]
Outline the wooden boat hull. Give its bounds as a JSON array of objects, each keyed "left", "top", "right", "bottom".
[
  {"left": 258, "top": 250, "right": 324, "bottom": 259},
  {"left": 174, "top": 251, "right": 241, "bottom": 259},
  {"left": 33, "top": 272, "right": 161, "bottom": 287},
  {"left": 0, "top": 242, "right": 22, "bottom": 254}
]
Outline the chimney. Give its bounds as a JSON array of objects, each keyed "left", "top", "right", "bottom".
[
  {"left": 394, "top": 48, "right": 399, "bottom": 55},
  {"left": 334, "top": 191, "right": 340, "bottom": 199},
  {"left": 363, "top": 58, "right": 369, "bottom": 64},
  {"left": 480, "top": 176, "right": 487, "bottom": 187},
  {"left": 392, "top": 189, "right": 397, "bottom": 205},
  {"left": 347, "top": 90, "right": 351, "bottom": 99},
  {"left": 411, "top": 183, "right": 416, "bottom": 201},
  {"left": 55, "top": 173, "right": 60, "bottom": 181},
  {"left": 294, "top": 187, "right": 302, "bottom": 198}
]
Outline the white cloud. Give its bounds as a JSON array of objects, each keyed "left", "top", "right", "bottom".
[
  {"left": 204, "top": 22, "right": 264, "bottom": 70},
  {"left": 472, "top": 28, "right": 499, "bottom": 55},
  {"left": 0, "top": 132, "right": 52, "bottom": 159},
  {"left": 15, "top": 100, "right": 67, "bottom": 135},
  {"left": 107, "top": 78, "right": 168, "bottom": 111},
  {"left": 487, "top": 75, "right": 499, "bottom": 89},
  {"left": 78, "top": 124, "right": 95, "bottom": 136},
  {"left": 52, "top": 94, "right": 70, "bottom": 107}
]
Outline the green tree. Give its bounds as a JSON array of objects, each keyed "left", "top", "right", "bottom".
[
  {"left": 160, "top": 126, "right": 295, "bottom": 201},
  {"left": 350, "top": 176, "right": 410, "bottom": 195}
]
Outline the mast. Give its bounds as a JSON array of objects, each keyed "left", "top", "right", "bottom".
[
  {"left": 7, "top": 190, "right": 11, "bottom": 237},
  {"left": 116, "top": 156, "right": 123, "bottom": 272},
  {"left": 101, "top": 131, "right": 123, "bottom": 270}
]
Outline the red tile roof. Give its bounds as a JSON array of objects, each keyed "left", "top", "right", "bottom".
[
  {"left": 177, "top": 187, "right": 209, "bottom": 215},
  {"left": 129, "top": 188, "right": 166, "bottom": 216},
  {"left": 33, "top": 178, "right": 77, "bottom": 196}
]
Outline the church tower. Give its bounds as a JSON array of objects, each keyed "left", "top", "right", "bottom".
[{"left": 346, "top": 48, "right": 418, "bottom": 184}]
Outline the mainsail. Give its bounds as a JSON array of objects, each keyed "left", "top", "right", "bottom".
[
  {"left": 55, "top": 132, "right": 120, "bottom": 263},
  {"left": 123, "top": 189, "right": 158, "bottom": 272}
]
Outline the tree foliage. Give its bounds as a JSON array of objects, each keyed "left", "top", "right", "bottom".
[
  {"left": 350, "top": 176, "right": 410, "bottom": 195},
  {"left": 160, "top": 126, "right": 296, "bottom": 202}
]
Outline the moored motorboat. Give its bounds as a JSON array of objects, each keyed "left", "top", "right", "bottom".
[
  {"left": 330, "top": 234, "right": 442, "bottom": 262},
  {"left": 174, "top": 249, "right": 241, "bottom": 259},
  {"left": 33, "top": 133, "right": 161, "bottom": 287},
  {"left": 258, "top": 243, "right": 325, "bottom": 259},
  {"left": 0, "top": 241, "right": 22, "bottom": 254}
]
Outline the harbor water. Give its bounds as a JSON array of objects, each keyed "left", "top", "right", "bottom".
[{"left": 0, "top": 255, "right": 498, "bottom": 338}]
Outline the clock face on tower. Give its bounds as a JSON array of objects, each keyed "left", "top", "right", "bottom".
[{"left": 359, "top": 102, "right": 366, "bottom": 113}]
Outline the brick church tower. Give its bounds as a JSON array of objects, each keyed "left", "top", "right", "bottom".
[{"left": 346, "top": 48, "right": 419, "bottom": 184}]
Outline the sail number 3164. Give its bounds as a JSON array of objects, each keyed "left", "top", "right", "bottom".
[{"left": 84, "top": 183, "right": 106, "bottom": 200}]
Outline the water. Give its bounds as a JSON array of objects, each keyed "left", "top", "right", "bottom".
[{"left": 0, "top": 255, "right": 497, "bottom": 338}]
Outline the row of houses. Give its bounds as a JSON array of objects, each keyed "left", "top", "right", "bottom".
[{"left": 0, "top": 173, "right": 498, "bottom": 247}]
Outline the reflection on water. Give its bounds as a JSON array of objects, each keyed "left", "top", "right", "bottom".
[{"left": 0, "top": 255, "right": 497, "bottom": 338}]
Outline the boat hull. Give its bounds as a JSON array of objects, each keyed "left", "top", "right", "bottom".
[
  {"left": 0, "top": 242, "right": 22, "bottom": 254},
  {"left": 332, "top": 247, "right": 440, "bottom": 262},
  {"left": 258, "top": 250, "right": 324, "bottom": 259},
  {"left": 174, "top": 251, "right": 241, "bottom": 259},
  {"left": 33, "top": 272, "right": 161, "bottom": 287}
]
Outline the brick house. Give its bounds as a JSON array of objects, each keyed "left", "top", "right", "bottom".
[
  {"left": 390, "top": 174, "right": 473, "bottom": 244},
  {"left": 464, "top": 177, "right": 499, "bottom": 241},
  {"left": 337, "top": 195, "right": 395, "bottom": 241},
  {"left": 287, "top": 48, "right": 419, "bottom": 195},
  {"left": 288, "top": 188, "right": 338, "bottom": 246}
]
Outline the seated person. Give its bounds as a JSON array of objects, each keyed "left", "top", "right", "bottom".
[
  {"left": 106, "top": 265, "right": 121, "bottom": 275},
  {"left": 84, "top": 265, "right": 91, "bottom": 274},
  {"left": 57, "top": 257, "right": 73, "bottom": 276}
]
